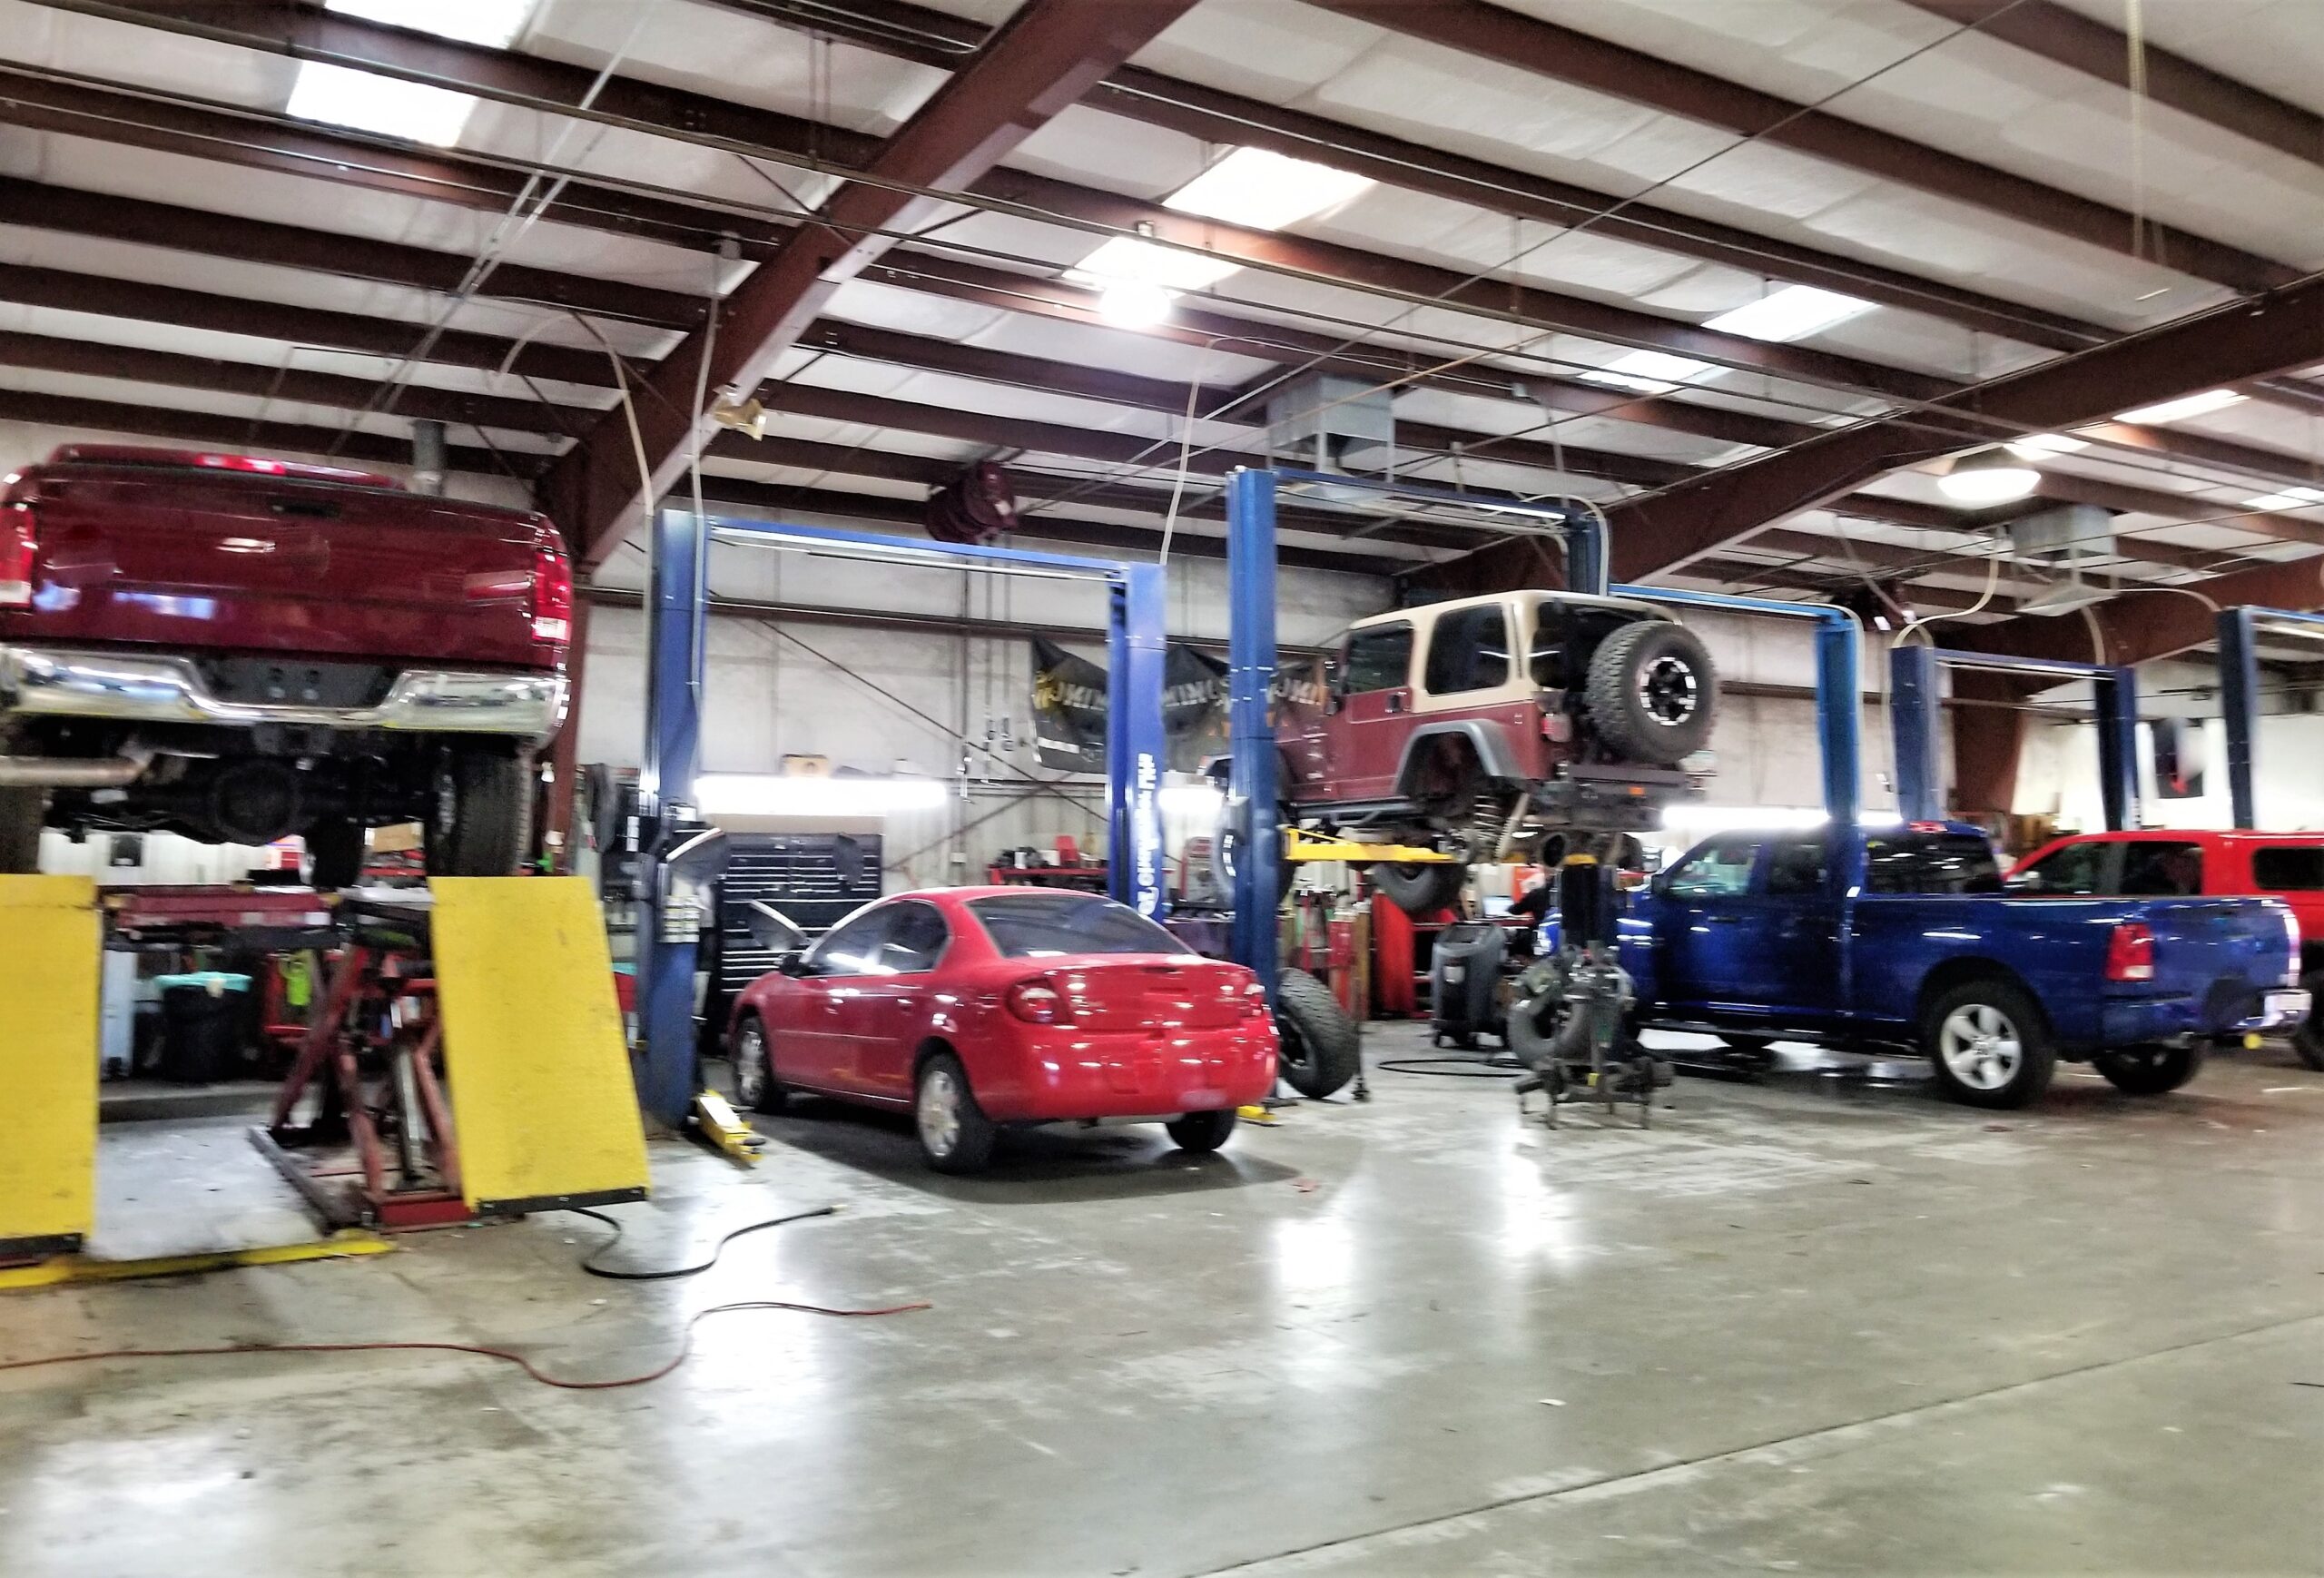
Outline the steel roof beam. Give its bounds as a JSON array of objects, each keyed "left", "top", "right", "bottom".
[
  {"left": 1310, "top": 0, "right": 2296, "bottom": 296},
  {"left": 1437, "top": 274, "right": 2324, "bottom": 587},
  {"left": 1900, "top": 0, "right": 2324, "bottom": 172},
  {"left": 543, "top": 0, "right": 1202, "bottom": 563}
]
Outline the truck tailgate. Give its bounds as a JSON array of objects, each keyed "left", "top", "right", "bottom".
[
  {"left": 2133, "top": 896, "right": 2296, "bottom": 1006},
  {"left": 8, "top": 465, "right": 560, "bottom": 668}
]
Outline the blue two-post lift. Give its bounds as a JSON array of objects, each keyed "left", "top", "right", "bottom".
[
  {"left": 639, "top": 473, "right": 1875, "bottom": 1124},
  {"left": 632, "top": 507, "right": 1170, "bottom": 1128},
  {"left": 1889, "top": 646, "right": 2140, "bottom": 831},
  {"left": 2216, "top": 606, "right": 2324, "bottom": 829}
]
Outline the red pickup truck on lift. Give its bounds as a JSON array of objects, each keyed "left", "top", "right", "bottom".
[
  {"left": 0, "top": 446, "right": 571, "bottom": 886},
  {"left": 2009, "top": 829, "right": 2324, "bottom": 1069}
]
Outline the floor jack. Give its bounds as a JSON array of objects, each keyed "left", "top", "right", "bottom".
[{"left": 1511, "top": 842, "right": 1669, "bottom": 1129}]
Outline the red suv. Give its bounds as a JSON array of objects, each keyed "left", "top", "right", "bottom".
[
  {"left": 0, "top": 447, "right": 570, "bottom": 885},
  {"left": 2010, "top": 830, "right": 2324, "bottom": 1069},
  {"left": 1273, "top": 589, "right": 1716, "bottom": 911}
]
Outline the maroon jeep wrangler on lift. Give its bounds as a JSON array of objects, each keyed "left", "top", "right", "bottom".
[
  {"left": 0, "top": 447, "right": 571, "bottom": 886},
  {"left": 1275, "top": 589, "right": 1718, "bottom": 912}
]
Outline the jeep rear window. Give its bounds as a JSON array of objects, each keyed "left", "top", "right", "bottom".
[
  {"left": 2254, "top": 845, "right": 2324, "bottom": 890},
  {"left": 1423, "top": 605, "right": 1512, "bottom": 695},
  {"left": 1341, "top": 623, "right": 1413, "bottom": 694}
]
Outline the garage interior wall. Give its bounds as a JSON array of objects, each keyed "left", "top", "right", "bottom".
[{"left": 2016, "top": 663, "right": 2324, "bottom": 833}]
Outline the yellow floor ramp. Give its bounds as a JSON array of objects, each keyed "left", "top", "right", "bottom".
[
  {"left": 429, "top": 877, "right": 651, "bottom": 1215},
  {"left": 0, "top": 876, "right": 100, "bottom": 1260}
]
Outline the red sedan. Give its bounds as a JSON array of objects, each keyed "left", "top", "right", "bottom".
[{"left": 725, "top": 887, "right": 1279, "bottom": 1172}]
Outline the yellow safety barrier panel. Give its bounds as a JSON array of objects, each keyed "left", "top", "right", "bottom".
[
  {"left": 429, "top": 878, "right": 650, "bottom": 1215},
  {"left": 0, "top": 876, "right": 100, "bottom": 1257}
]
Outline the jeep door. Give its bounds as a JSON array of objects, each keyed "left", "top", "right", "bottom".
[{"left": 1315, "top": 620, "right": 1414, "bottom": 804}]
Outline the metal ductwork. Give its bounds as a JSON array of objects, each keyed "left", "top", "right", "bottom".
[
  {"left": 410, "top": 419, "right": 448, "bottom": 498},
  {"left": 1265, "top": 373, "right": 1393, "bottom": 500}
]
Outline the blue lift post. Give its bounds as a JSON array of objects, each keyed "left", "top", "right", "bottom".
[
  {"left": 633, "top": 508, "right": 1171, "bottom": 1128},
  {"left": 1889, "top": 646, "right": 2140, "bottom": 831},
  {"left": 1223, "top": 468, "right": 1602, "bottom": 996},
  {"left": 2217, "top": 607, "right": 2324, "bottom": 829}
]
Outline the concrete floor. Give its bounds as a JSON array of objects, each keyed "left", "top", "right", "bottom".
[{"left": 4, "top": 1026, "right": 2321, "bottom": 1577}]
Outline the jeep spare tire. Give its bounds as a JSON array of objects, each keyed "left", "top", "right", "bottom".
[{"left": 1585, "top": 619, "right": 1718, "bottom": 767}]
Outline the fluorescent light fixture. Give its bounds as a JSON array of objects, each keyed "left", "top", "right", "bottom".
[
  {"left": 289, "top": 0, "right": 535, "bottom": 146},
  {"left": 1162, "top": 147, "right": 1374, "bottom": 232},
  {"left": 1096, "top": 276, "right": 1176, "bottom": 330},
  {"left": 1064, "top": 146, "right": 1371, "bottom": 326},
  {"left": 695, "top": 775, "right": 948, "bottom": 817},
  {"left": 1937, "top": 447, "right": 2041, "bottom": 506},
  {"left": 2242, "top": 486, "right": 2324, "bottom": 511},
  {"left": 1578, "top": 349, "right": 1716, "bottom": 394},
  {"left": 2115, "top": 389, "right": 2247, "bottom": 425},
  {"left": 1067, "top": 236, "right": 1239, "bottom": 294},
  {"left": 286, "top": 63, "right": 482, "bottom": 145},
  {"left": 2004, "top": 432, "right": 2090, "bottom": 459},
  {"left": 1702, "top": 285, "right": 1876, "bottom": 344}
]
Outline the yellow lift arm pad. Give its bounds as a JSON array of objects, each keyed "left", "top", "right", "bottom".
[
  {"left": 429, "top": 878, "right": 650, "bottom": 1212},
  {"left": 0, "top": 876, "right": 99, "bottom": 1248}
]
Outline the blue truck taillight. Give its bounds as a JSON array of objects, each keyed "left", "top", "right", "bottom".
[{"left": 2104, "top": 922, "right": 2155, "bottom": 983}]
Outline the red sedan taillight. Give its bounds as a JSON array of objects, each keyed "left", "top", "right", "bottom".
[
  {"left": 2105, "top": 922, "right": 2155, "bottom": 983},
  {"left": 0, "top": 501, "right": 35, "bottom": 607},
  {"left": 531, "top": 545, "right": 573, "bottom": 646},
  {"left": 1006, "top": 978, "right": 1071, "bottom": 1025}
]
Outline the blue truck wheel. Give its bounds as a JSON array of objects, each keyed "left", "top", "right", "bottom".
[{"left": 1923, "top": 978, "right": 2056, "bottom": 1109}]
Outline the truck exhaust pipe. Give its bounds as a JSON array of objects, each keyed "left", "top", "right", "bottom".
[{"left": 0, "top": 745, "right": 153, "bottom": 787}]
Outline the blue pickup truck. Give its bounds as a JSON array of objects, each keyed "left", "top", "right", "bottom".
[{"left": 1607, "top": 821, "right": 2309, "bottom": 1108}]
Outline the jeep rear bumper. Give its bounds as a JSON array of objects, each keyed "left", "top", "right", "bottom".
[{"left": 0, "top": 646, "right": 567, "bottom": 746}]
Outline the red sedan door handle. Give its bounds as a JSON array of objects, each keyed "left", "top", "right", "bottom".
[{"left": 893, "top": 995, "right": 920, "bottom": 1011}]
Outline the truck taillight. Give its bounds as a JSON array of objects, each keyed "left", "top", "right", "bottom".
[
  {"left": 0, "top": 501, "right": 34, "bottom": 607},
  {"left": 2282, "top": 905, "right": 2303, "bottom": 986},
  {"left": 531, "top": 546, "right": 573, "bottom": 645},
  {"left": 2104, "top": 922, "right": 2155, "bottom": 983}
]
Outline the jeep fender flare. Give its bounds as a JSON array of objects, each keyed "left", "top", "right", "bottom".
[{"left": 1393, "top": 721, "right": 1526, "bottom": 797}]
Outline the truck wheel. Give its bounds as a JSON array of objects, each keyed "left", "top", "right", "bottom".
[
  {"left": 425, "top": 746, "right": 533, "bottom": 878},
  {"left": 2093, "top": 1044, "right": 2205, "bottom": 1095},
  {"left": 1367, "top": 860, "right": 1464, "bottom": 916},
  {"left": 305, "top": 819, "right": 365, "bottom": 890},
  {"left": 2293, "top": 974, "right": 2324, "bottom": 1072},
  {"left": 0, "top": 786, "right": 44, "bottom": 873},
  {"left": 1584, "top": 620, "right": 1718, "bottom": 767},
  {"left": 1275, "top": 968, "right": 1362, "bottom": 1099},
  {"left": 1923, "top": 978, "right": 2056, "bottom": 1109}
]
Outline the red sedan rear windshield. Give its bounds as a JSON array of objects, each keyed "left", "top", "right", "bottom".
[{"left": 968, "top": 893, "right": 1189, "bottom": 959}]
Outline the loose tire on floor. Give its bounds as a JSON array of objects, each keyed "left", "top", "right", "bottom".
[
  {"left": 2093, "top": 1043, "right": 2205, "bottom": 1096},
  {"left": 1367, "top": 860, "right": 1465, "bottom": 916},
  {"left": 915, "top": 1050, "right": 997, "bottom": 1174},
  {"left": 425, "top": 745, "right": 533, "bottom": 878},
  {"left": 2292, "top": 973, "right": 2324, "bottom": 1072},
  {"left": 1165, "top": 1109, "right": 1238, "bottom": 1153},
  {"left": 305, "top": 819, "right": 366, "bottom": 891},
  {"left": 1275, "top": 967, "right": 1362, "bottom": 1099},
  {"left": 1922, "top": 976, "right": 2056, "bottom": 1109},
  {"left": 0, "top": 785, "right": 43, "bottom": 873},
  {"left": 1584, "top": 619, "right": 1718, "bottom": 766},
  {"left": 726, "top": 1013, "right": 787, "bottom": 1115}
]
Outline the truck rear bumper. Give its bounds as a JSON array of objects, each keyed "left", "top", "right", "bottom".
[
  {"left": 2100, "top": 986, "right": 2310, "bottom": 1047},
  {"left": 0, "top": 646, "right": 567, "bottom": 746}
]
